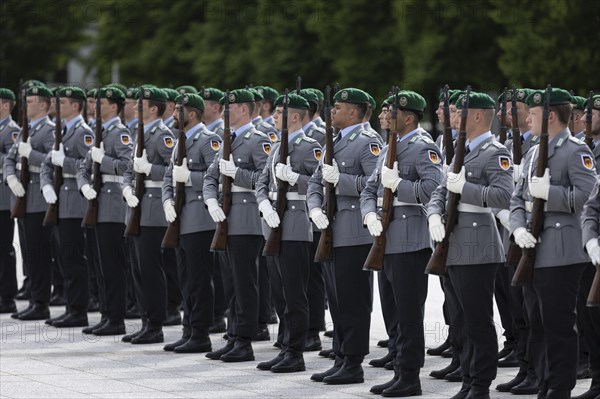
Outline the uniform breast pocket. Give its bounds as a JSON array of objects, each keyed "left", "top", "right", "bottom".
[
  {"left": 465, "top": 166, "right": 483, "bottom": 183},
  {"left": 337, "top": 158, "right": 355, "bottom": 173},
  {"left": 545, "top": 218, "right": 574, "bottom": 258},
  {"left": 398, "top": 207, "right": 425, "bottom": 244},
  {"left": 234, "top": 155, "right": 252, "bottom": 169}
]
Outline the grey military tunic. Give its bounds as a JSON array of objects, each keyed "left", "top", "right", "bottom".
[
  {"left": 203, "top": 125, "right": 271, "bottom": 236},
  {"left": 40, "top": 117, "right": 93, "bottom": 219},
  {"left": 0, "top": 116, "right": 21, "bottom": 210},
  {"left": 581, "top": 178, "right": 600, "bottom": 247},
  {"left": 3, "top": 116, "right": 55, "bottom": 213},
  {"left": 253, "top": 116, "right": 279, "bottom": 143},
  {"left": 78, "top": 118, "right": 132, "bottom": 224},
  {"left": 361, "top": 132, "right": 443, "bottom": 254},
  {"left": 303, "top": 121, "right": 326, "bottom": 147},
  {"left": 206, "top": 118, "right": 224, "bottom": 140},
  {"left": 307, "top": 124, "right": 382, "bottom": 247},
  {"left": 162, "top": 124, "right": 222, "bottom": 235},
  {"left": 255, "top": 131, "right": 322, "bottom": 242},
  {"left": 123, "top": 119, "right": 175, "bottom": 228},
  {"left": 313, "top": 116, "right": 326, "bottom": 130},
  {"left": 428, "top": 134, "right": 513, "bottom": 265},
  {"left": 510, "top": 129, "right": 596, "bottom": 268}
]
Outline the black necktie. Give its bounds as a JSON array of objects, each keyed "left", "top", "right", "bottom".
[
  {"left": 63, "top": 127, "right": 67, "bottom": 136},
  {"left": 231, "top": 132, "right": 237, "bottom": 143},
  {"left": 334, "top": 133, "right": 342, "bottom": 144},
  {"left": 465, "top": 144, "right": 470, "bottom": 155}
]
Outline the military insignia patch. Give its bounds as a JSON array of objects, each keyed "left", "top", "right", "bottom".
[
  {"left": 268, "top": 132, "right": 278, "bottom": 142},
  {"left": 340, "top": 91, "right": 348, "bottom": 100},
  {"left": 106, "top": 89, "right": 113, "bottom": 98},
  {"left": 228, "top": 93, "right": 236, "bottom": 103},
  {"left": 262, "top": 143, "right": 271, "bottom": 154},
  {"left": 517, "top": 90, "right": 525, "bottom": 100},
  {"left": 499, "top": 156, "right": 511, "bottom": 170},
  {"left": 120, "top": 134, "right": 131, "bottom": 145},
  {"left": 582, "top": 154, "right": 594, "bottom": 170},
  {"left": 12, "top": 132, "right": 18, "bottom": 142},
  {"left": 84, "top": 135, "right": 93, "bottom": 146},
  {"left": 313, "top": 148, "right": 322, "bottom": 161},
  {"left": 370, "top": 143, "right": 381, "bottom": 156},
  {"left": 595, "top": 98, "right": 600, "bottom": 109},
  {"left": 164, "top": 137, "right": 174, "bottom": 148},
  {"left": 428, "top": 150, "right": 441, "bottom": 164},
  {"left": 32, "top": 87, "right": 39, "bottom": 95},
  {"left": 399, "top": 96, "right": 408, "bottom": 107},
  {"left": 533, "top": 93, "right": 542, "bottom": 104},
  {"left": 210, "top": 140, "right": 221, "bottom": 151},
  {"left": 66, "top": 89, "right": 72, "bottom": 97},
  {"left": 144, "top": 90, "right": 151, "bottom": 98}
]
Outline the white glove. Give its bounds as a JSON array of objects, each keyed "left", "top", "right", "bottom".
[
  {"left": 91, "top": 145, "right": 105, "bottom": 164},
  {"left": 163, "top": 200, "right": 177, "bottom": 223},
  {"left": 381, "top": 161, "right": 402, "bottom": 192},
  {"left": 428, "top": 214, "right": 445, "bottom": 242},
  {"left": 18, "top": 141, "right": 32, "bottom": 158},
  {"left": 310, "top": 207, "right": 329, "bottom": 230},
  {"left": 259, "top": 199, "right": 280, "bottom": 228},
  {"left": 442, "top": 163, "right": 450, "bottom": 176},
  {"left": 364, "top": 212, "right": 383, "bottom": 237},
  {"left": 322, "top": 159, "right": 340, "bottom": 186},
  {"left": 446, "top": 166, "right": 467, "bottom": 194},
  {"left": 586, "top": 238, "right": 600, "bottom": 265},
  {"left": 528, "top": 168, "right": 550, "bottom": 201},
  {"left": 134, "top": 149, "right": 152, "bottom": 175},
  {"left": 275, "top": 156, "right": 299, "bottom": 186},
  {"left": 496, "top": 209, "right": 511, "bottom": 231},
  {"left": 513, "top": 227, "right": 537, "bottom": 249},
  {"left": 81, "top": 184, "right": 97, "bottom": 200},
  {"left": 205, "top": 198, "right": 226, "bottom": 223},
  {"left": 6, "top": 175, "right": 25, "bottom": 197},
  {"left": 42, "top": 185, "right": 57, "bottom": 204},
  {"left": 219, "top": 154, "right": 238, "bottom": 178},
  {"left": 173, "top": 159, "right": 191, "bottom": 183},
  {"left": 51, "top": 143, "right": 65, "bottom": 167},
  {"left": 513, "top": 163, "right": 523, "bottom": 184},
  {"left": 122, "top": 186, "right": 139, "bottom": 208}
]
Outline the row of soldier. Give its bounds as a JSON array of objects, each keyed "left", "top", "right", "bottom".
[{"left": 0, "top": 80, "right": 599, "bottom": 399}]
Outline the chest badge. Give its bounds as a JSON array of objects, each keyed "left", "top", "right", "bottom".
[{"left": 12, "top": 132, "right": 19, "bottom": 142}]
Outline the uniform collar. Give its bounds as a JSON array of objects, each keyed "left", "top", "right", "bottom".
[
  {"left": 0, "top": 116, "right": 9, "bottom": 126},
  {"left": 302, "top": 121, "right": 315, "bottom": 133},
  {"left": 399, "top": 128, "right": 420, "bottom": 142},
  {"left": 206, "top": 118, "right": 222, "bottom": 131},
  {"left": 102, "top": 116, "right": 121, "bottom": 130},
  {"left": 144, "top": 118, "right": 161, "bottom": 133},
  {"left": 234, "top": 122, "right": 254, "bottom": 136},
  {"left": 126, "top": 118, "right": 138, "bottom": 130},
  {"left": 163, "top": 116, "right": 174, "bottom": 126},
  {"left": 288, "top": 129, "right": 303, "bottom": 143},
  {"left": 30, "top": 116, "right": 48, "bottom": 129},
  {"left": 340, "top": 123, "right": 363, "bottom": 139},
  {"left": 468, "top": 131, "right": 493, "bottom": 151},
  {"left": 263, "top": 115, "right": 274, "bottom": 125},
  {"left": 252, "top": 116, "right": 262, "bottom": 125},
  {"left": 65, "top": 114, "right": 83, "bottom": 130},
  {"left": 185, "top": 122, "right": 205, "bottom": 140}
]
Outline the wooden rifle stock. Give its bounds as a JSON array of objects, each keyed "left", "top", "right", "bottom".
[
  {"left": 584, "top": 91, "right": 594, "bottom": 150},
  {"left": 506, "top": 85, "right": 524, "bottom": 265},
  {"left": 10, "top": 88, "right": 29, "bottom": 219},
  {"left": 425, "top": 86, "right": 471, "bottom": 276},
  {"left": 211, "top": 91, "right": 232, "bottom": 251},
  {"left": 512, "top": 85, "right": 551, "bottom": 286},
  {"left": 82, "top": 90, "right": 103, "bottom": 227},
  {"left": 162, "top": 98, "right": 187, "bottom": 248},
  {"left": 499, "top": 87, "right": 508, "bottom": 144},
  {"left": 43, "top": 87, "right": 63, "bottom": 226},
  {"left": 125, "top": 88, "right": 145, "bottom": 237},
  {"left": 314, "top": 86, "right": 335, "bottom": 262}
]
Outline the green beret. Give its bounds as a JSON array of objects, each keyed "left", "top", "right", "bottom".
[
  {"left": 124, "top": 88, "right": 139, "bottom": 99},
  {"left": 107, "top": 83, "right": 127, "bottom": 93},
  {"left": 140, "top": 87, "right": 167, "bottom": 102},
  {"left": 366, "top": 94, "right": 377, "bottom": 110},
  {"left": 176, "top": 93, "right": 205, "bottom": 111},
  {"left": 448, "top": 91, "right": 464, "bottom": 105},
  {"left": 248, "top": 88, "right": 263, "bottom": 101},
  {"left": 307, "top": 88, "right": 324, "bottom": 103},
  {"left": 584, "top": 95, "right": 600, "bottom": 111},
  {"left": 381, "top": 96, "right": 390, "bottom": 108},
  {"left": 456, "top": 92, "right": 496, "bottom": 109},
  {"left": 438, "top": 89, "right": 458, "bottom": 103},
  {"left": 333, "top": 87, "right": 370, "bottom": 104},
  {"left": 58, "top": 86, "right": 86, "bottom": 101},
  {"left": 141, "top": 84, "right": 158, "bottom": 89},
  {"left": 26, "top": 85, "right": 53, "bottom": 98},
  {"left": 572, "top": 95, "right": 587, "bottom": 110},
  {"left": 257, "top": 86, "right": 279, "bottom": 102},
  {"left": 86, "top": 88, "right": 97, "bottom": 99},
  {"left": 0, "top": 88, "right": 16, "bottom": 101},
  {"left": 21, "top": 79, "right": 46, "bottom": 89},
  {"left": 274, "top": 93, "right": 310, "bottom": 109},
  {"left": 98, "top": 87, "right": 125, "bottom": 102},
  {"left": 498, "top": 88, "right": 531, "bottom": 104},
  {"left": 299, "top": 89, "right": 319, "bottom": 103},
  {"left": 219, "top": 89, "right": 254, "bottom": 105},
  {"left": 384, "top": 91, "right": 426, "bottom": 112},
  {"left": 176, "top": 85, "right": 198, "bottom": 95},
  {"left": 525, "top": 88, "right": 572, "bottom": 108},
  {"left": 162, "top": 88, "right": 180, "bottom": 102},
  {"left": 202, "top": 88, "right": 224, "bottom": 102}
]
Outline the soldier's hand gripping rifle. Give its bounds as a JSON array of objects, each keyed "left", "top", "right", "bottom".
[
  {"left": 125, "top": 87, "right": 145, "bottom": 237},
  {"left": 210, "top": 91, "right": 232, "bottom": 251},
  {"left": 499, "top": 87, "right": 508, "bottom": 144},
  {"left": 43, "top": 87, "right": 63, "bottom": 225},
  {"left": 506, "top": 85, "right": 524, "bottom": 265},
  {"left": 162, "top": 96, "right": 187, "bottom": 248},
  {"left": 425, "top": 86, "right": 471, "bottom": 276},
  {"left": 512, "top": 85, "right": 551, "bottom": 286},
  {"left": 82, "top": 89, "right": 103, "bottom": 226},
  {"left": 10, "top": 87, "right": 29, "bottom": 218}
]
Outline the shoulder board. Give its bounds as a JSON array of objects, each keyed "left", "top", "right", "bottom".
[
  {"left": 410, "top": 135, "right": 419, "bottom": 143},
  {"left": 150, "top": 126, "right": 158, "bottom": 134},
  {"left": 74, "top": 122, "right": 82, "bottom": 130},
  {"left": 294, "top": 137, "right": 302, "bottom": 145},
  {"left": 489, "top": 141, "right": 504, "bottom": 149},
  {"left": 107, "top": 125, "right": 116, "bottom": 132},
  {"left": 244, "top": 131, "right": 252, "bottom": 139},
  {"left": 419, "top": 135, "right": 434, "bottom": 144},
  {"left": 568, "top": 136, "right": 585, "bottom": 145},
  {"left": 361, "top": 130, "right": 378, "bottom": 138},
  {"left": 556, "top": 137, "right": 566, "bottom": 148},
  {"left": 117, "top": 123, "right": 128, "bottom": 130},
  {"left": 302, "top": 136, "right": 317, "bottom": 143},
  {"left": 252, "top": 130, "right": 269, "bottom": 140}
]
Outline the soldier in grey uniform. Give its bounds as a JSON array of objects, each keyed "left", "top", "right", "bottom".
[
  {"left": 250, "top": 88, "right": 280, "bottom": 143},
  {"left": 299, "top": 89, "right": 326, "bottom": 146},
  {"left": 361, "top": 91, "right": 443, "bottom": 397},
  {"left": 162, "top": 93, "right": 221, "bottom": 353},
  {"left": 572, "top": 96, "right": 587, "bottom": 140},
  {"left": 203, "top": 88, "right": 271, "bottom": 362},
  {"left": 307, "top": 88, "right": 326, "bottom": 130},
  {"left": 162, "top": 88, "right": 179, "bottom": 131},
  {"left": 85, "top": 89, "right": 97, "bottom": 129},
  {"left": 4, "top": 85, "right": 55, "bottom": 320},
  {"left": 255, "top": 93, "right": 321, "bottom": 373},
  {"left": 40, "top": 87, "right": 93, "bottom": 328},
  {"left": 307, "top": 88, "right": 381, "bottom": 385},
  {"left": 428, "top": 92, "right": 513, "bottom": 399},
  {"left": 121, "top": 87, "right": 176, "bottom": 344},
  {"left": 0, "top": 88, "right": 20, "bottom": 313},
  {"left": 256, "top": 86, "right": 278, "bottom": 126},
  {"left": 202, "top": 88, "right": 225, "bottom": 139},
  {"left": 78, "top": 86, "right": 131, "bottom": 336}
]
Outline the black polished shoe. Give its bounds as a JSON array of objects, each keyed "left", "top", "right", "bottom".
[
  {"left": 52, "top": 313, "right": 88, "bottom": 328},
  {"left": 131, "top": 327, "right": 164, "bottom": 344},
  {"left": 427, "top": 338, "right": 451, "bottom": 356},
  {"left": 205, "top": 341, "right": 234, "bottom": 360},
  {"left": 498, "top": 342, "right": 514, "bottom": 359},
  {"left": 253, "top": 325, "right": 270, "bottom": 341},
  {"left": 318, "top": 348, "right": 333, "bottom": 358},
  {"left": 273, "top": 341, "right": 282, "bottom": 349},
  {"left": 440, "top": 347, "right": 454, "bottom": 358},
  {"left": 450, "top": 384, "right": 471, "bottom": 399},
  {"left": 92, "top": 320, "right": 125, "bottom": 336},
  {"left": 209, "top": 318, "right": 226, "bottom": 334},
  {"left": 378, "top": 339, "right": 390, "bottom": 348},
  {"left": 430, "top": 359, "right": 460, "bottom": 379},
  {"left": 324, "top": 329, "right": 334, "bottom": 338},
  {"left": 220, "top": 340, "right": 254, "bottom": 362},
  {"left": 163, "top": 309, "right": 182, "bottom": 326},
  {"left": 45, "top": 312, "right": 69, "bottom": 325},
  {"left": 49, "top": 293, "right": 66, "bottom": 307},
  {"left": 495, "top": 372, "right": 525, "bottom": 392},
  {"left": 385, "top": 360, "right": 394, "bottom": 370},
  {"left": 257, "top": 352, "right": 285, "bottom": 371},
  {"left": 164, "top": 335, "right": 191, "bottom": 351},
  {"left": 83, "top": 318, "right": 107, "bottom": 334},
  {"left": 445, "top": 367, "right": 462, "bottom": 382},
  {"left": 304, "top": 335, "right": 322, "bottom": 351},
  {"left": 369, "top": 352, "right": 395, "bottom": 368},
  {"left": 122, "top": 326, "right": 146, "bottom": 343},
  {"left": 11, "top": 304, "right": 32, "bottom": 319},
  {"left": 18, "top": 304, "right": 50, "bottom": 320},
  {"left": 0, "top": 300, "right": 17, "bottom": 314},
  {"left": 323, "top": 363, "right": 364, "bottom": 385},
  {"left": 271, "top": 353, "right": 306, "bottom": 373},
  {"left": 381, "top": 369, "right": 422, "bottom": 397},
  {"left": 371, "top": 374, "right": 399, "bottom": 394},
  {"left": 465, "top": 387, "right": 489, "bottom": 399},
  {"left": 572, "top": 369, "right": 600, "bottom": 399},
  {"left": 498, "top": 350, "right": 519, "bottom": 367},
  {"left": 311, "top": 360, "right": 343, "bottom": 382},
  {"left": 174, "top": 337, "right": 212, "bottom": 353},
  {"left": 545, "top": 389, "right": 570, "bottom": 399},
  {"left": 510, "top": 375, "right": 539, "bottom": 395}
]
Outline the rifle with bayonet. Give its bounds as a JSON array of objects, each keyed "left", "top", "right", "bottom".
[
  {"left": 506, "top": 85, "right": 524, "bottom": 265},
  {"left": 82, "top": 89, "right": 103, "bottom": 227},
  {"left": 125, "top": 87, "right": 145, "bottom": 236},
  {"left": 43, "top": 87, "right": 63, "bottom": 225},
  {"left": 584, "top": 91, "right": 594, "bottom": 150},
  {"left": 499, "top": 87, "right": 508, "bottom": 144},
  {"left": 11, "top": 87, "right": 29, "bottom": 219},
  {"left": 442, "top": 84, "right": 454, "bottom": 165}
]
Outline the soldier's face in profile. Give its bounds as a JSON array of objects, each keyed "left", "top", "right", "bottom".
[
  {"left": 59, "top": 98, "right": 75, "bottom": 119},
  {"left": 379, "top": 106, "right": 390, "bottom": 130},
  {"left": 497, "top": 106, "right": 512, "bottom": 128},
  {"left": 228, "top": 103, "right": 244, "bottom": 127},
  {"left": 331, "top": 102, "right": 355, "bottom": 129},
  {"left": 436, "top": 102, "right": 444, "bottom": 124},
  {"left": 273, "top": 106, "right": 283, "bottom": 130},
  {"left": 526, "top": 107, "right": 542, "bottom": 136},
  {"left": 87, "top": 98, "right": 96, "bottom": 118},
  {"left": 586, "top": 109, "right": 600, "bottom": 135},
  {"left": 123, "top": 99, "right": 136, "bottom": 120}
]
